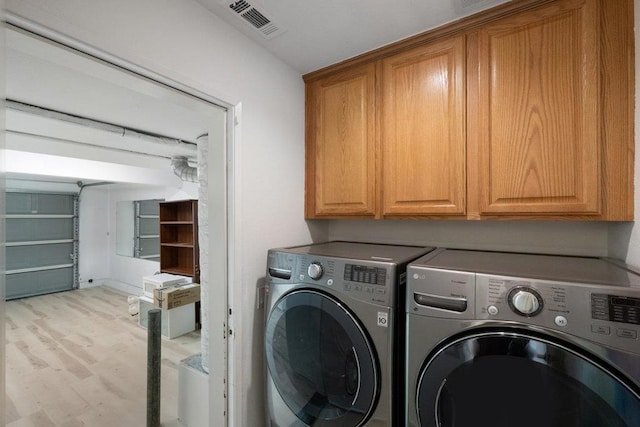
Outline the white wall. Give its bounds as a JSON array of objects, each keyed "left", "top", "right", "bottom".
[
  {"left": 3, "top": 2, "right": 315, "bottom": 424},
  {"left": 608, "top": 0, "right": 640, "bottom": 270},
  {"left": 328, "top": 220, "right": 609, "bottom": 257},
  {"left": 78, "top": 188, "right": 110, "bottom": 288}
]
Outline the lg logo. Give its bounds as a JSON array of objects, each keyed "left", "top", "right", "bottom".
[{"left": 413, "top": 273, "right": 426, "bottom": 280}]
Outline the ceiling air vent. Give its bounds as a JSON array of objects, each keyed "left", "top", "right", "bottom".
[{"left": 226, "top": 0, "right": 286, "bottom": 39}]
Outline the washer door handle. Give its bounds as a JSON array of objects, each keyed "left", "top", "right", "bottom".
[{"left": 414, "top": 292, "right": 468, "bottom": 312}]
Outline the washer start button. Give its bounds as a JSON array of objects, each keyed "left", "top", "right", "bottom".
[{"left": 555, "top": 315, "right": 568, "bottom": 327}]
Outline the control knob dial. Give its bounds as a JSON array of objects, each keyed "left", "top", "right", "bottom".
[
  {"left": 307, "top": 262, "right": 324, "bottom": 280},
  {"left": 508, "top": 287, "right": 543, "bottom": 317}
]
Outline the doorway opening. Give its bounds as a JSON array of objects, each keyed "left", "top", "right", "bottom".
[{"left": 4, "top": 17, "right": 234, "bottom": 426}]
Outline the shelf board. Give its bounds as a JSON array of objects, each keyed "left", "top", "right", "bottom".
[
  {"left": 161, "top": 266, "right": 194, "bottom": 276},
  {"left": 161, "top": 242, "right": 194, "bottom": 248},
  {"left": 160, "top": 221, "right": 194, "bottom": 225}
]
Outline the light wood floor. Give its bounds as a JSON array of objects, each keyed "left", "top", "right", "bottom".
[{"left": 5, "top": 286, "right": 201, "bottom": 426}]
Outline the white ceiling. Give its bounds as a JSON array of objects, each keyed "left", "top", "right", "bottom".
[
  {"left": 6, "top": 27, "right": 216, "bottom": 150},
  {"left": 5, "top": 27, "right": 220, "bottom": 190},
  {"left": 196, "top": 0, "right": 511, "bottom": 74}
]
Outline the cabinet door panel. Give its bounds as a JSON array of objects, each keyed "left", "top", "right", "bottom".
[
  {"left": 382, "top": 36, "right": 466, "bottom": 215},
  {"left": 477, "top": 0, "right": 600, "bottom": 214},
  {"left": 307, "top": 64, "right": 376, "bottom": 216}
]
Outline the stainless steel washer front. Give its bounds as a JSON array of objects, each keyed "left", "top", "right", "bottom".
[
  {"left": 406, "top": 249, "right": 640, "bottom": 427},
  {"left": 265, "top": 241, "right": 434, "bottom": 427}
]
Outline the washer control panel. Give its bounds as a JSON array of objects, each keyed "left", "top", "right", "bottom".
[
  {"left": 474, "top": 273, "right": 640, "bottom": 355},
  {"left": 344, "top": 264, "right": 387, "bottom": 286},
  {"left": 478, "top": 275, "right": 570, "bottom": 321},
  {"left": 407, "top": 250, "right": 640, "bottom": 356},
  {"left": 408, "top": 268, "right": 640, "bottom": 354},
  {"left": 591, "top": 294, "right": 640, "bottom": 325},
  {"left": 297, "top": 256, "right": 395, "bottom": 306}
]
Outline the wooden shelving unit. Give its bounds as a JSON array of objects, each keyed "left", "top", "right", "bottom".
[{"left": 159, "top": 200, "right": 199, "bottom": 283}]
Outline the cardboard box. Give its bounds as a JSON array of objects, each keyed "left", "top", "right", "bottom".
[
  {"left": 154, "top": 283, "right": 201, "bottom": 310},
  {"left": 143, "top": 273, "right": 190, "bottom": 298}
]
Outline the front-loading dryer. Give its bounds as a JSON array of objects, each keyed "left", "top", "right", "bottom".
[
  {"left": 265, "top": 241, "right": 434, "bottom": 427},
  {"left": 406, "top": 249, "right": 640, "bottom": 427}
]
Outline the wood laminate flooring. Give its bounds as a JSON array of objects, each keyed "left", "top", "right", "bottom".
[{"left": 5, "top": 286, "right": 201, "bottom": 426}]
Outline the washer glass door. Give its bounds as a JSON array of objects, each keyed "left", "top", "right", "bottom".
[
  {"left": 416, "top": 331, "right": 640, "bottom": 427},
  {"left": 265, "top": 289, "right": 378, "bottom": 426}
]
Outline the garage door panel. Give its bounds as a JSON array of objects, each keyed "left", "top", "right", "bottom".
[
  {"left": 6, "top": 243, "right": 74, "bottom": 270},
  {"left": 7, "top": 268, "right": 74, "bottom": 300},
  {"left": 32, "top": 194, "right": 75, "bottom": 214},
  {"left": 6, "top": 218, "right": 74, "bottom": 243},
  {"left": 5, "top": 192, "right": 78, "bottom": 300}
]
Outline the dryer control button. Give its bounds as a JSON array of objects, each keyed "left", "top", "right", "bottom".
[
  {"left": 327, "top": 279, "right": 334, "bottom": 286},
  {"left": 487, "top": 305, "right": 499, "bottom": 316},
  {"left": 555, "top": 316, "right": 568, "bottom": 327},
  {"left": 591, "top": 325, "right": 611, "bottom": 335},
  {"left": 307, "top": 262, "right": 324, "bottom": 280}
]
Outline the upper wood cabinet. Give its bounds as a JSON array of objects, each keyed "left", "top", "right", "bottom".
[
  {"left": 474, "top": 0, "right": 600, "bottom": 216},
  {"left": 304, "top": 0, "right": 634, "bottom": 221},
  {"left": 305, "top": 63, "right": 377, "bottom": 217},
  {"left": 382, "top": 36, "right": 466, "bottom": 216}
]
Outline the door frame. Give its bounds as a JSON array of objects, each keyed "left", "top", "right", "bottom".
[{"left": 3, "top": 13, "right": 238, "bottom": 427}]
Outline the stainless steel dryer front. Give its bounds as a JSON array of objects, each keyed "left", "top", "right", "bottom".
[
  {"left": 265, "top": 241, "right": 434, "bottom": 427},
  {"left": 406, "top": 249, "right": 640, "bottom": 427}
]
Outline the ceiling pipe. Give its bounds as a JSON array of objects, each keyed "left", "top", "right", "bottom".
[
  {"left": 6, "top": 99, "right": 197, "bottom": 153},
  {"left": 7, "top": 129, "right": 180, "bottom": 160},
  {"left": 171, "top": 156, "right": 198, "bottom": 182},
  {"left": 77, "top": 180, "right": 114, "bottom": 198},
  {"left": 172, "top": 133, "right": 207, "bottom": 183}
]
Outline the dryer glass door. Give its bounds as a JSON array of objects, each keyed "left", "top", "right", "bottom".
[
  {"left": 265, "top": 289, "right": 378, "bottom": 426},
  {"left": 416, "top": 331, "right": 640, "bottom": 427}
]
